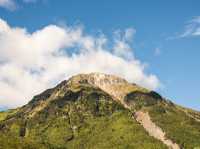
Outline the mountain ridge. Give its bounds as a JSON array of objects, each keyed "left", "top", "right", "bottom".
[{"left": 0, "top": 73, "right": 200, "bottom": 149}]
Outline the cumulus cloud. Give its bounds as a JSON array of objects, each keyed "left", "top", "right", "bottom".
[{"left": 0, "top": 18, "right": 160, "bottom": 108}]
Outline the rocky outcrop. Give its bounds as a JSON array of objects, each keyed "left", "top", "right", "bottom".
[
  {"left": 134, "top": 111, "right": 180, "bottom": 149},
  {"left": 68, "top": 73, "right": 146, "bottom": 105}
]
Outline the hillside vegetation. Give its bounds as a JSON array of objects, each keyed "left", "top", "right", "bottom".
[
  {"left": 0, "top": 73, "right": 200, "bottom": 149},
  {"left": 0, "top": 84, "right": 166, "bottom": 149}
]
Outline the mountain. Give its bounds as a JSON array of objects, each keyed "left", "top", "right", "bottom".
[{"left": 0, "top": 73, "right": 200, "bottom": 149}]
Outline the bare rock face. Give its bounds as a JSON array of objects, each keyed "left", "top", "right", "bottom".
[
  {"left": 134, "top": 111, "right": 180, "bottom": 149},
  {"left": 68, "top": 73, "right": 127, "bottom": 85},
  {"left": 67, "top": 73, "right": 146, "bottom": 104}
]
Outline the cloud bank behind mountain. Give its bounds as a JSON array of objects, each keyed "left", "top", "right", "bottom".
[{"left": 0, "top": 18, "right": 160, "bottom": 108}]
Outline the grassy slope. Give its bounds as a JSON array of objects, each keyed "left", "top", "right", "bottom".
[
  {"left": 66, "top": 111, "right": 167, "bottom": 149},
  {"left": 1, "top": 80, "right": 200, "bottom": 149},
  {"left": 0, "top": 111, "right": 167, "bottom": 149},
  {"left": 0, "top": 111, "right": 8, "bottom": 121},
  {"left": 148, "top": 102, "right": 200, "bottom": 149},
  {"left": 125, "top": 90, "right": 200, "bottom": 149},
  {"left": 0, "top": 109, "right": 18, "bottom": 121},
  {"left": 0, "top": 86, "right": 167, "bottom": 149}
]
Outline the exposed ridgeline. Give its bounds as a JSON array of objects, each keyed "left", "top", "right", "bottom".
[
  {"left": 21, "top": 73, "right": 144, "bottom": 118},
  {"left": 0, "top": 73, "right": 200, "bottom": 149},
  {"left": 68, "top": 73, "right": 147, "bottom": 104},
  {"left": 68, "top": 73, "right": 180, "bottom": 149}
]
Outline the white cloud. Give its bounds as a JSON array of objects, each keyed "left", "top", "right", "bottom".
[
  {"left": 113, "top": 28, "right": 135, "bottom": 58},
  {"left": 0, "top": 18, "right": 160, "bottom": 108},
  {"left": 0, "top": 0, "right": 16, "bottom": 10},
  {"left": 179, "top": 16, "right": 200, "bottom": 38}
]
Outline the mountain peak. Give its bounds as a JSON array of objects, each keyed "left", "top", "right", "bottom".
[
  {"left": 68, "top": 72, "right": 128, "bottom": 86},
  {"left": 67, "top": 72, "right": 146, "bottom": 103},
  {"left": 1, "top": 73, "right": 200, "bottom": 149}
]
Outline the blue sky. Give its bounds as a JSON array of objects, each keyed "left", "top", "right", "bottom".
[{"left": 0, "top": 0, "right": 200, "bottom": 110}]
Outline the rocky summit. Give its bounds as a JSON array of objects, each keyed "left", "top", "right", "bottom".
[{"left": 0, "top": 73, "right": 200, "bottom": 149}]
